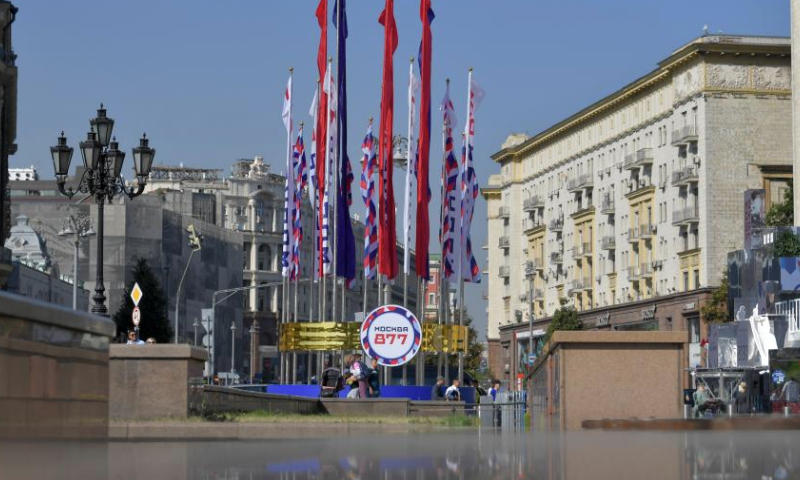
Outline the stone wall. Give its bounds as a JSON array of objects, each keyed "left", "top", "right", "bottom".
[
  {"left": 0, "top": 291, "right": 114, "bottom": 439},
  {"left": 200, "top": 385, "right": 320, "bottom": 415},
  {"left": 109, "top": 344, "right": 206, "bottom": 420}
]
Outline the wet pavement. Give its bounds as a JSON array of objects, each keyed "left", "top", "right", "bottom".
[{"left": 2, "top": 430, "right": 799, "bottom": 479}]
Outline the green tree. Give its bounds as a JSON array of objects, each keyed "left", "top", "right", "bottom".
[
  {"left": 772, "top": 230, "right": 800, "bottom": 258},
  {"left": 113, "top": 258, "right": 172, "bottom": 343},
  {"left": 700, "top": 273, "right": 730, "bottom": 323},
  {"left": 543, "top": 298, "right": 583, "bottom": 345},
  {"left": 766, "top": 183, "right": 793, "bottom": 227}
]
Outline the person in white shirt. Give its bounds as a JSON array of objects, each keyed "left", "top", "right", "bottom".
[
  {"left": 126, "top": 330, "right": 144, "bottom": 345},
  {"left": 445, "top": 379, "right": 461, "bottom": 401}
]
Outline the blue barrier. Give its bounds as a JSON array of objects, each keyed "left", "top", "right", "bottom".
[{"left": 267, "top": 384, "right": 321, "bottom": 397}]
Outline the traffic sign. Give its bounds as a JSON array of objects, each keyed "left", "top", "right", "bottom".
[
  {"left": 132, "top": 306, "right": 141, "bottom": 326},
  {"left": 361, "top": 305, "right": 422, "bottom": 367},
  {"left": 130, "top": 282, "right": 143, "bottom": 307},
  {"left": 528, "top": 353, "right": 536, "bottom": 365}
]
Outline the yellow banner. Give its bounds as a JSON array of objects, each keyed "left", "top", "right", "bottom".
[{"left": 278, "top": 322, "right": 467, "bottom": 354}]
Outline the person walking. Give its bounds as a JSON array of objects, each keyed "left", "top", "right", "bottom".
[
  {"left": 779, "top": 377, "right": 800, "bottom": 404},
  {"left": 733, "top": 381, "right": 752, "bottom": 415},
  {"left": 445, "top": 379, "right": 461, "bottom": 402},
  {"left": 367, "top": 358, "right": 381, "bottom": 398},
  {"left": 431, "top": 376, "right": 445, "bottom": 400},
  {"left": 692, "top": 384, "right": 710, "bottom": 418}
]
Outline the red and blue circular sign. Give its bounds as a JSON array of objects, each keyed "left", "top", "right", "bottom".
[{"left": 361, "top": 305, "right": 422, "bottom": 367}]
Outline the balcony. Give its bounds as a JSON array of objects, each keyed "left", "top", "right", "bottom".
[
  {"left": 498, "top": 206, "right": 510, "bottom": 219},
  {"left": 533, "top": 257, "right": 545, "bottom": 272},
  {"left": 639, "top": 262, "right": 654, "bottom": 278},
  {"left": 671, "top": 166, "right": 699, "bottom": 186},
  {"left": 533, "top": 288, "right": 545, "bottom": 300},
  {"left": 498, "top": 236, "right": 510, "bottom": 249},
  {"left": 498, "top": 265, "right": 510, "bottom": 278},
  {"left": 601, "top": 235, "right": 616, "bottom": 250},
  {"left": 671, "top": 124, "right": 698, "bottom": 145},
  {"left": 600, "top": 196, "right": 615, "bottom": 215},
  {"left": 523, "top": 196, "right": 545, "bottom": 212},
  {"left": 639, "top": 224, "right": 656, "bottom": 239},
  {"left": 672, "top": 205, "right": 700, "bottom": 226},
  {"left": 568, "top": 280, "right": 585, "bottom": 294},
  {"left": 549, "top": 217, "right": 564, "bottom": 232},
  {"left": 582, "top": 242, "right": 593, "bottom": 257},
  {"left": 567, "top": 173, "right": 594, "bottom": 192},
  {"left": 628, "top": 227, "right": 640, "bottom": 243},
  {"left": 625, "top": 177, "right": 654, "bottom": 197},
  {"left": 572, "top": 244, "right": 585, "bottom": 260},
  {"left": 627, "top": 266, "right": 640, "bottom": 282},
  {"left": 550, "top": 252, "right": 563, "bottom": 265},
  {"left": 523, "top": 219, "right": 545, "bottom": 235},
  {"left": 581, "top": 276, "right": 593, "bottom": 291},
  {"left": 622, "top": 148, "right": 654, "bottom": 171}
]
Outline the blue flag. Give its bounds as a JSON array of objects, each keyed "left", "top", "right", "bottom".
[{"left": 334, "top": 0, "right": 356, "bottom": 286}]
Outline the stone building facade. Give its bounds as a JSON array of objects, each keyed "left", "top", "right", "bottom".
[{"left": 482, "top": 35, "right": 792, "bottom": 380}]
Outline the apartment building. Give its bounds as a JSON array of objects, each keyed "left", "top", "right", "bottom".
[{"left": 482, "top": 35, "right": 792, "bottom": 379}]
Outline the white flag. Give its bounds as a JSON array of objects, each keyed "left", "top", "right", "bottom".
[{"left": 403, "top": 63, "right": 420, "bottom": 275}]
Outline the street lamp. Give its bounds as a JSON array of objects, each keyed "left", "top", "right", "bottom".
[
  {"left": 174, "top": 224, "right": 203, "bottom": 343},
  {"left": 57, "top": 215, "right": 96, "bottom": 310},
  {"left": 51, "top": 105, "right": 155, "bottom": 316}
]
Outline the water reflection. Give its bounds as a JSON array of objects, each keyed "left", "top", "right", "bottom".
[{"left": 1, "top": 431, "right": 799, "bottom": 479}]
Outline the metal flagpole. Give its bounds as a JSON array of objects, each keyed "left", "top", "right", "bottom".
[
  {"left": 292, "top": 280, "right": 298, "bottom": 384},
  {"left": 458, "top": 278, "right": 464, "bottom": 384},
  {"left": 416, "top": 276, "right": 424, "bottom": 385},
  {"left": 402, "top": 57, "right": 416, "bottom": 386}
]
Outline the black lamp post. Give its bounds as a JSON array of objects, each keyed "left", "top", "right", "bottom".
[{"left": 51, "top": 105, "right": 155, "bottom": 316}]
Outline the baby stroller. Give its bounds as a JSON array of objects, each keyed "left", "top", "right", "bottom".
[{"left": 320, "top": 367, "right": 344, "bottom": 398}]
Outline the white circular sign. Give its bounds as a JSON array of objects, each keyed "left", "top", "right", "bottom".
[
  {"left": 132, "top": 306, "right": 141, "bottom": 326},
  {"left": 361, "top": 305, "right": 422, "bottom": 367}
]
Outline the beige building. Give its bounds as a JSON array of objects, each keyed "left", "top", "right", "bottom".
[{"left": 482, "top": 35, "right": 792, "bottom": 378}]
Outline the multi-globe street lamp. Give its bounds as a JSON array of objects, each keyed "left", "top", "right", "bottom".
[
  {"left": 51, "top": 105, "right": 155, "bottom": 316},
  {"left": 57, "top": 215, "right": 95, "bottom": 310}
]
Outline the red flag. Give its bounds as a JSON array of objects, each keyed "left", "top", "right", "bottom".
[
  {"left": 315, "top": 0, "right": 329, "bottom": 277},
  {"left": 378, "top": 0, "right": 399, "bottom": 280},
  {"left": 415, "top": 0, "right": 434, "bottom": 281}
]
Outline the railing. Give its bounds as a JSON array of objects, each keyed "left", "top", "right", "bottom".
[
  {"left": 672, "top": 124, "right": 698, "bottom": 145},
  {"left": 498, "top": 265, "right": 510, "bottom": 277},
  {"left": 671, "top": 166, "right": 699, "bottom": 186},
  {"left": 582, "top": 242, "right": 593, "bottom": 256},
  {"left": 568, "top": 280, "right": 584, "bottom": 293},
  {"left": 567, "top": 173, "right": 593, "bottom": 191},
  {"left": 601, "top": 235, "right": 616, "bottom": 250},
  {"left": 628, "top": 227, "right": 640, "bottom": 243},
  {"left": 572, "top": 245, "right": 584, "bottom": 260},
  {"left": 639, "top": 262, "right": 653, "bottom": 277},
  {"left": 524, "top": 219, "right": 544, "bottom": 233},
  {"left": 774, "top": 299, "right": 800, "bottom": 334},
  {"left": 581, "top": 276, "right": 593, "bottom": 290},
  {"left": 628, "top": 266, "right": 640, "bottom": 281},
  {"left": 601, "top": 196, "right": 615, "bottom": 214},
  {"left": 673, "top": 205, "right": 700, "bottom": 225},
  {"left": 499, "top": 236, "right": 510, "bottom": 248},
  {"left": 626, "top": 177, "right": 653, "bottom": 195},
  {"left": 623, "top": 153, "right": 636, "bottom": 170},
  {"left": 639, "top": 224, "right": 656, "bottom": 238},
  {"left": 636, "top": 148, "right": 654, "bottom": 164},
  {"left": 499, "top": 206, "right": 510, "bottom": 218},
  {"left": 549, "top": 217, "right": 564, "bottom": 231},
  {"left": 550, "top": 252, "right": 563, "bottom": 264},
  {"left": 524, "top": 196, "right": 545, "bottom": 211},
  {"left": 532, "top": 257, "right": 544, "bottom": 271},
  {"left": 533, "top": 288, "right": 544, "bottom": 299}
]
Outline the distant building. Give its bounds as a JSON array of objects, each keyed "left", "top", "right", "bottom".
[
  {"left": 482, "top": 34, "right": 791, "bottom": 381},
  {"left": 8, "top": 165, "right": 35, "bottom": 181},
  {"left": 4, "top": 214, "right": 89, "bottom": 310}
]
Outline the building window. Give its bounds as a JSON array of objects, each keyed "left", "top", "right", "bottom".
[
  {"left": 694, "top": 269, "right": 700, "bottom": 290},
  {"left": 683, "top": 271, "right": 690, "bottom": 292},
  {"left": 258, "top": 244, "right": 272, "bottom": 271},
  {"left": 688, "top": 317, "right": 700, "bottom": 343}
]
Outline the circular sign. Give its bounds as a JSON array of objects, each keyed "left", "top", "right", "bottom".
[
  {"left": 361, "top": 305, "right": 422, "bottom": 367},
  {"left": 132, "top": 306, "right": 141, "bottom": 326}
]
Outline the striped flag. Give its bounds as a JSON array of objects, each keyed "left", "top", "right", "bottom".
[
  {"left": 403, "top": 61, "right": 420, "bottom": 276},
  {"left": 440, "top": 82, "right": 460, "bottom": 280},
  {"left": 292, "top": 126, "right": 308, "bottom": 281},
  {"left": 281, "top": 74, "right": 296, "bottom": 279},
  {"left": 320, "top": 61, "right": 337, "bottom": 276},
  {"left": 460, "top": 71, "right": 484, "bottom": 283},
  {"left": 415, "top": 0, "right": 434, "bottom": 281},
  {"left": 308, "top": 87, "right": 320, "bottom": 280},
  {"left": 360, "top": 122, "right": 378, "bottom": 280}
]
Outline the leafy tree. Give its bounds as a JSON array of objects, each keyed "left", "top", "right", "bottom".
[
  {"left": 700, "top": 272, "right": 730, "bottom": 323},
  {"left": 766, "top": 183, "right": 793, "bottom": 227},
  {"left": 543, "top": 298, "right": 583, "bottom": 345},
  {"left": 772, "top": 230, "right": 800, "bottom": 258},
  {"left": 113, "top": 258, "right": 172, "bottom": 343},
  {"left": 453, "top": 309, "right": 484, "bottom": 374}
]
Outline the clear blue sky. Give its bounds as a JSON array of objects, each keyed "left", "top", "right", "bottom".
[{"left": 13, "top": 1, "right": 789, "bottom": 339}]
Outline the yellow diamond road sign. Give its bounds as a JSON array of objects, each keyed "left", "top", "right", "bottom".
[{"left": 130, "top": 282, "right": 143, "bottom": 307}]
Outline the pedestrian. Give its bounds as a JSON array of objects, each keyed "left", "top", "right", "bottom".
[
  {"left": 368, "top": 358, "right": 380, "bottom": 398},
  {"left": 489, "top": 381, "right": 501, "bottom": 401},
  {"left": 692, "top": 384, "right": 709, "bottom": 418},
  {"left": 431, "top": 376, "right": 445, "bottom": 400},
  {"left": 779, "top": 377, "right": 800, "bottom": 404},
  {"left": 126, "top": 330, "right": 144, "bottom": 345},
  {"left": 733, "top": 381, "right": 751, "bottom": 414},
  {"left": 351, "top": 353, "right": 368, "bottom": 399},
  {"left": 445, "top": 379, "right": 461, "bottom": 402}
]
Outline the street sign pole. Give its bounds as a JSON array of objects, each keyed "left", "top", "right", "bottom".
[{"left": 131, "top": 283, "right": 143, "bottom": 341}]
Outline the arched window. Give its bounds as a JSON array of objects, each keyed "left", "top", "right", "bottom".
[{"left": 258, "top": 244, "right": 272, "bottom": 271}]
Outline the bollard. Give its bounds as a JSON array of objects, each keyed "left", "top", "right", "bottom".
[
  {"left": 683, "top": 404, "right": 692, "bottom": 419},
  {"left": 727, "top": 404, "right": 734, "bottom": 417},
  {"left": 785, "top": 406, "right": 792, "bottom": 417}
]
